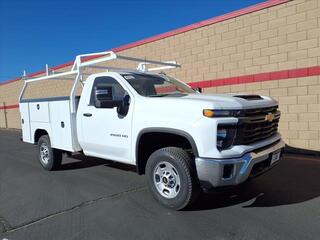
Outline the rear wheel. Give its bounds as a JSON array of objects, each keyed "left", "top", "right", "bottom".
[
  {"left": 146, "top": 147, "right": 200, "bottom": 210},
  {"left": 38, "top": 135, "right": 62, "bottom": 171}
]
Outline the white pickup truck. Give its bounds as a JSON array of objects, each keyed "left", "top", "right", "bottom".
[{"left": 19, "top": 51, "right": 285, "bottom": 210}]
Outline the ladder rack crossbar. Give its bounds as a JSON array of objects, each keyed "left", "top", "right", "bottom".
[
  {"left": 116, "top": 55, "right": 180, "bottom": 67},
  {"left": 84, "top": 65, "right": 141, "bottom": 73},
  {"left": 23, "top": 51, "right": 181, "bottom": 83},
  {"left": 25, "top": 71, "right": 78, "bottom": 83},
  {"left": 19, "top": 51, "right": 181, "bottom": 103}
]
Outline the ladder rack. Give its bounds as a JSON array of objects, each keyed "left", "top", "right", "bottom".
[{"left": 19, "top": 51, "right": 181, "bottom": 110}]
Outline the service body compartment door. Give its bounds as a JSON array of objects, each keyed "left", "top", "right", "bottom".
[
  {"left": 29, "top": 102, "right": 50, "bottom": 123},
  {"left": 19, "top": 103, "right": 31, "bottom": 142},
  {"left": 49, "top": 100, "right": 74, "bottom": 151}
]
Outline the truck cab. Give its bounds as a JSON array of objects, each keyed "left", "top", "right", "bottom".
[{"left": 19, "top": 51, "right": 285, "bottom": 210}]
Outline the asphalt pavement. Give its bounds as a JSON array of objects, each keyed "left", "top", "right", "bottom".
[{"left": 0, "top": 129, "right": 320, "bottom": 240}]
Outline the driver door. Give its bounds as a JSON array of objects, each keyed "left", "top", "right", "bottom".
[{"left": 80, "top": 76, "right": 133, "bottom": 164}]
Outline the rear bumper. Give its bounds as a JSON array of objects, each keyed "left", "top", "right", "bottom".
[{"left": 195, "top": 139, "right": 285, "bottom": 189}]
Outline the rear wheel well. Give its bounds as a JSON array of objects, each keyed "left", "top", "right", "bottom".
[
  {"left": 34, "top": 129, "right": 48, "bottom": 143},
  {"left": 136, "top": 131, "right": 197, "bottom": 175}
]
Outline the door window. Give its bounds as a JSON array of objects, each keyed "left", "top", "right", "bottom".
[{"left": 89, "top": 76, "right": 126, "bottom": 106}]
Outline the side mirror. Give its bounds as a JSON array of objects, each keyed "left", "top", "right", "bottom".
[
  {"left": 193, "top": 87, "right": 202, "bottom": 93},
  {"left": 117, "top": 94, "right": 130, "bottom": 116},
  {"left": 94, "top": 86, "right": 120, "bottom": 108}
]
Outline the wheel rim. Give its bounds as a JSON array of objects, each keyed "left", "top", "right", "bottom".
[
  {"left": 153, "top": 161, "right": 181, "bottom": 199},
  {"left": 40, "top": 143, "right": 49, "bottom": 165}
]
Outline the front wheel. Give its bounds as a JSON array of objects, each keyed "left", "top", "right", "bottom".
[
  {"left": 145, "top": 147, "right": 200, "bottom": 210},
  {"left": 38, "top": 135, "right": 62, "bottom": 171}
]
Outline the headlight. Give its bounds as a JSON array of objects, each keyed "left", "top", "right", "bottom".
[
  {"left": 217, "top": 125, "right": 237, "bottom": 151},
  {"left": 203, "top": 109, "right": 240, "bottom": 118}
]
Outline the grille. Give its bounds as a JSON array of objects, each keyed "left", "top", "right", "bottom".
[{"left": 234, "top": 106, "right": 280, "bottom": 145}]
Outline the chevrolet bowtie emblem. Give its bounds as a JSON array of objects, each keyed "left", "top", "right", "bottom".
[{"left": 265, "top": 113, "right": 275, "bottom": 122}]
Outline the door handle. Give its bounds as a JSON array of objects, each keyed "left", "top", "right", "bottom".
[{"left": 83, "top": 113, "right": 92, "bottom": 117}]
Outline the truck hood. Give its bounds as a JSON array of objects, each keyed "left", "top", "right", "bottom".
[{"left": 176, "top": 93, "right": 278, "bottom": 109}]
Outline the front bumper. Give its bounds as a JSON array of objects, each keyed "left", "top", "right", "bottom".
[{"left": 195, "top": 139, "right": 285, "bottom": 189}]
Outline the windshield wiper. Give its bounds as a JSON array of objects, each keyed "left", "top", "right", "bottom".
[{"left": 148, "top": 94, "right": 169, "bottom": 97}]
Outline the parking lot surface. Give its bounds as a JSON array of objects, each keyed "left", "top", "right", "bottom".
[{"left": 0, "top": 129, "right": 320, "bottom": 240}]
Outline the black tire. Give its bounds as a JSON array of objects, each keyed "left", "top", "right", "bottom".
[
  {"left": 38, "top": 135, "right": 62, "bottom": 171},
  {"left": 145, "top": 147, "right": 200, "bottom": 210}
]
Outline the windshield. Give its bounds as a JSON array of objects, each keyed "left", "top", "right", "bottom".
[{"left": 121, "top": 73, "right": 196, "bottom": 97}]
